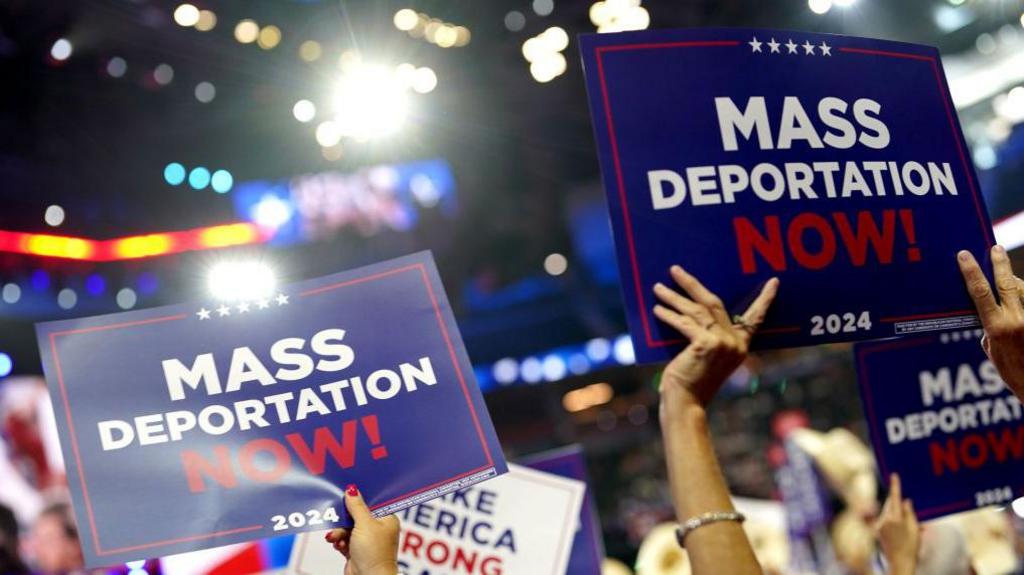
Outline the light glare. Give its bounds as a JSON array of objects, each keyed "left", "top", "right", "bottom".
[
  {"left": 293, "top": 99, "right": 316, "bottom": 122},
  {"left": 173, "top": 4, "right": 200, "bottom": 27},
  {"left": 208, "top": 261, "right": 277, "bottom": 302}
]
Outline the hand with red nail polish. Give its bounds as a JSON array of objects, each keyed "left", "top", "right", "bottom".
[
  {"left": 325, "top": 485, "right": 400, "bottom": 575},
  {"left": 957, "top": 246, "right": 1024, "bottom": 401}
]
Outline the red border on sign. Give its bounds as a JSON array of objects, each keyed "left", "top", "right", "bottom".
[
  {"left": 48, "top": 261, "right": 495, "bottom": 557},
  {"left": 594, "top": 41, "right": 993, "bottom": 351}
]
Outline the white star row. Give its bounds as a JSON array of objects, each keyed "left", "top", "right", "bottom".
[
  {"left": 196, "top": 293, "right": 290, "bottom": 320},
  {"left": 748, "top": 36, "right": 832, "bottom": 56},
  {"left": 939, "top": 329, "right": 984, "bottom": 344}
]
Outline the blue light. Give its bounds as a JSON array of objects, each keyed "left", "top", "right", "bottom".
[
  {"left": 211, "top": 169, "right": 234, "bottom": 193},
  {"left": 85, "top": 274, "right": 106, "bottom": 296},
  {"left": 136, "top": 272, "right": 159, "bottom": 295},
  {"left": 30, "top": 270, "right": 50, "bottom": 292},
  {"left": 188, "top": 167, "right": 211, "bottom": 190},
  {"left": 0, "top": 353, "right": 12, "bottom": 377},
  {"left": 164, "top": 162, "right": 186, "bottom": 186}
]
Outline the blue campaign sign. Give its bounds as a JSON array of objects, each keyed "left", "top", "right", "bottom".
[
  {"left": 579, "top": 28, "right": 996, "bottom": 363},
  {"left": 521, "top": 445, "right": 605, "bottom": 575},
  {"left": 35, "top": 251, "right": 507, "bottom": 567},
  {"left": 855, "top": 331, "right": 1024, "bottom": 520}
]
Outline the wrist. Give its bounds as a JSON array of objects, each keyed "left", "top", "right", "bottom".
[
  {"left": 659, "top": 391, "right": 708, "bottom": 434},
  {"left": 886, "top": 555, "right": 916, "bottom": 575}
]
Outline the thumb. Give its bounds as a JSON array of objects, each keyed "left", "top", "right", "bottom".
[{"left": 344, "top": 484, "right": 374, "bottom": 524}]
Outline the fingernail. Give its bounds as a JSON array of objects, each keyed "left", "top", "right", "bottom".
[
  {"left": 994, "top": 245, "right": 1007, "bottom": 255},
  {"left": 324, "top": 532, "right": 332, "bottom": 542},
  {"left": 653, "top": 282, "right": 665, "bottom": 292},
  {"left": 958, "top": 250, "right": 971, "bottom": 262},
  {"left": 346, "top": 484, "right": 358, "bottom": 496},
  {"left": 670, "top": 265, "right": 683, "bottom": 274}
]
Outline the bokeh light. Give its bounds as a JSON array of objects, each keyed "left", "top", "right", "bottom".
[
  {"left": 299, "top": 40, "right": 322, "bottom": 62},
  {"left": 257, "top": 25, "right": 282, "bottom": 50},
  {"left": 164, "top": 162, "right": 186, "bottom": 185},
  {"left": 234, "top": 19, "right": 259, "bottom": 44},
  {"left": 116, "top": 288, "right": 137, "bottom": 309},
  {"left": 85, "top": 274, "right": 106, "bottom": 296},
  {"left": 411, "top": 67, "right": 437, "bottom": 94},
  {"left": 188, "top": 167, "right": 211, "bottom": 190},
  {"left": 173, "top": 4, "right": 200, "bottom": 27},
  {"left": 315, "top": 120, "right": 342, "bottom": 147},
  {"left": 394, "top": 9, "right": 419, "bottom": 31},
  {"left": 544, "top": 253, "right": 568, "bottom": 275},
  {"left": 106, "top": 57, "right": 127, "bottom": 78},
  {"left": 2, "top": 283, "right": 21, "bottom": 304},
  {"left": 194, "top": 81, "right": 216, "bottom": 103},
  {"left": 505, "top": 11, "right": 526, "bottom": 32},
  {"left": 210, "top": 169, "right": 233, "bottom": 193},
  {"left": 0, "top": 353, "right": 12, "bottom": 378},
  {"left": 57, "top": 288, "right": 77, "bottom": 310},
  {"left": 195, "top": 10, "right": 217, "bottom": 31},
  {"left": 153, "top": 63, "right": 174, "bottom": 85},
  {"left": 809, "top": 0, "right": 833, "bottom": 14},
  {"left": 293, "top": 99, "right": 316, "bottom": 123},
  {"left": 50, "top": 38, "right": 72, "bottom": 61},
  {"left": 44, "top": 205, "right": 65, "bottom": 227},
  {"left": 533, "top": 0, "right": 555, "bottom": 16}
]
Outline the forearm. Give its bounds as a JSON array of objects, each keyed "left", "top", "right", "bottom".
[{"left": 660, "top": 388, "right": 762, "bottom": 575}]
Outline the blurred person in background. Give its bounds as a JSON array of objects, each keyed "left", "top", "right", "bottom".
[
  {"left": 0, "top": 503, "right": 29, "bottom": 575},
  {"left": 26, "top": 502, "right": 83, "bottom": 575}
]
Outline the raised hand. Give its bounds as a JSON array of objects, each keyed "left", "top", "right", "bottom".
[
  {"left": 325, "top": 485, "right": 400, "bottom": 575},
  {"left": 874, "top": 474, "right": 920, "bottom": 575}
]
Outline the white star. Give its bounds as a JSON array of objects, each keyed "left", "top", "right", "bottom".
[
  {"left": 767, "top": 38, "right": 781, "bottom": 53},
  {"left": 275, "top": 293, "right": 289, "bottom": 306},
  {"left": 257, "top": 299, "right": 270, "bottom": 309},
  {"left": 237, "top": 302, "right": 250, "bottom": 313},
  {"left": 216, "top": 305, "right": 231, "bottom": 317},
  {"left": 819, "top": 41, "right": 832, "bottom": 56},
  {"left": 196, "top": 308, "right": 211, "bottom": 320},
  {"left": 785, "top": 39, "right": 798, "bottom": 54},
  {"left": 802, "top": 40, "right": 816, "bottom": 55},
  {"left": 748, "top": 36, "right": 762, "bottom": 53}
]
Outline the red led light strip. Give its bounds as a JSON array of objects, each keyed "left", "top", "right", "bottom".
[{"left": 0, "top": 223, "right": 271, "bottom": 261}]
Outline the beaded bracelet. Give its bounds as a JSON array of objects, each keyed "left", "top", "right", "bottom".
[{"left": 674, "top": 511, "right": 746, "bottom": 547}]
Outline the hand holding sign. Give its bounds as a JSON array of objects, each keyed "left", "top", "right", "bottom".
[
  {"left": 653, "top": 265, "right": 779, "bottom": 407},
  {"left": 325, "top": 485, "right": 399, "bottom": 575},
  {"left": 874, "top": 474, "right": 920, "bottom": 575},
  {"left": 957, "top": 246, "right": 1024, "bottom": 401}
]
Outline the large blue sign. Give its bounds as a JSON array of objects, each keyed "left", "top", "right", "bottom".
[
  {"left": 580, "top": 29, "right": 996, "bottom": 362},
  {"left": 521, "top": 445, "right": 605, "bottom": 575},
  {"left": 855, "top": 331, "right": 1024, "bottom": 520},
  {"left": 35, "top": 252, "right": 506, "bottom": 567}
]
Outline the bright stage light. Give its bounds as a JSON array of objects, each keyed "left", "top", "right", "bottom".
[
  {"left": 235, "top": 20, "right": 259, "bottom": 44},
  {"left": 332, "top": 64, "right": 410, "bottom": 139},
  {"left": 293, "top": 99, "right": 316, "bottom": 122},
  {"left": 530, "top": 52, "right": 567, "bottom": 83},
  {"left": 207, "top": 261, "right": 277, "bottom": 302},
  {"left": 50, "top": 38, "right": 72, "bottom": 61},
  {"left": 316, "top": 120, "right": 342, "bottom": 147},
  {"left": 252, "top": 195, "right": 294, "bottom": 229},
  {"left": 173, "top": 4, "right": 200, "bottom": 27},
  {"left": 394, "top": 9, "right": 419, "bottom": 31},
  {"left": 541, "top": 27, "right": 570, "bottom": 51},
  {"left": 833, "top": 0, "right": 856, "bottom": 6},
  {"left": 808, "top": 0, "right": 832, "bottom": 14},
  {"left": 44, "top": 205, "right": 65, "bottom": 227},
  {"left": 411, "top": 67, "right": 437, "bottom": 93}
]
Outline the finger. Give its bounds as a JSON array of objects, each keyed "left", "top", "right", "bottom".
[
  {"left": 344, "top": 484, "right": 374, "bottom": 524},
  {"left": 958, "top": 250, "right": 1001, "bottom": 322},
  {"left": 982, "top": 333, "right": 991, "bottom": 357},
  {"left": 889, "top": 473, "right": 902, "bottom": 505},
  {"left": 653, "top": 283, "right": 714, "bottom": 325},
  {"left": 654, "top": 305, "right": 705, "bottom": 340},
  {"left": 904, "top": 500, "right": 918, "bottom": 528},
  {"left": 670, "top": 265, "right": 732, "bottom": 326},
  {"left": 992, "top": 246, "right": 1022, "bottom": 313},
  {"left": 325, "top": 528, "right": 349, "bottom": 544},
  {"left": 738, "top": 278, "right": 780, "bottom": 341}
]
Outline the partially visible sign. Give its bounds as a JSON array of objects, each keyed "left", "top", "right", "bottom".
[
  {"left": 775, "top": 439, "right": 841, "bottom": 574},
  {"left": 521, "top": 446, "right": 605, "bottom": 575},
  {"left": 579, "top": 28, "right": 995, "bottom": 362},
  {"left": 287, "top": 464, "right": 586, "bottom": 575},
  {"left": 36, "top": 251, "right": 506, "bottom": 566},
  {"left": 855, "top": 330, "right": 1024, "bottom": 519}
]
